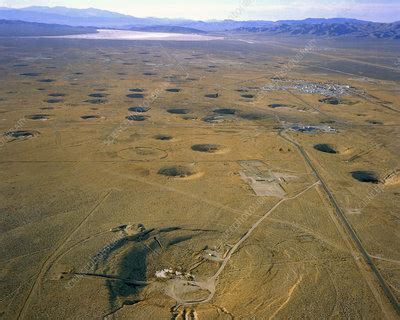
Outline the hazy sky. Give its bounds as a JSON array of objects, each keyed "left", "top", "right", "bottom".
[{"left": 1, "top": 0, "right": 399, "bottom": 22}]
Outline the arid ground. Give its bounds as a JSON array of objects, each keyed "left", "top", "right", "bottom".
[{"left": 0, "top": 36, "right": 399, "bottom": 319}]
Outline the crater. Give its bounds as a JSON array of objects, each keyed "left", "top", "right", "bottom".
[
  {"left": 182, "top": 115, "right": 197, "bottom": 120},
  {"left": 127, "top": 93, "right": 145, "bottom": 99},
  {"left": 128, "top": 106, "right": 150, "bottom": 113},
  {"left": 241, "top": 94, "right": 255, "bottom": 99},
  {"left": 319, "top": 97, "right": 341, "bottom": 105},
  {"left": 167, "top": 108, "right": 190, "bottom": 115},
  {"left": 48, "top": 93, "right": 65, "bottom": 97},
  {"left": 20, "top": 72, "right": 40, "bottom": 77},
  {"left": 85, "top": 98, "right": 108, "bottom": 104},
  {"left": 38, "top": 79, "right": 56, "bottom": 83},
  {"left": 191, "top": 144, "right": 222, "bottom": 153},
  {"left": 269, "top": 103, "right": 291, "bottom": 108},
  {"left": 205, "top": 93, "right": 219, "bottom": 98},
  {"left": 27, "top": 114, "right": 50, "bottom": 120},
  {"left": 166, "top": 88, "right": 181, "bottom": 93},
  {"left": 238, "top": 112, "right": 267, "bottom": 120},
  {"left": 89, "top": 93, "right": 108, "bottom": 98},
  {"left": 126, "top": 115, "right": 149, "bottom": 121},
  {"left": 143, "top": 72, "right": 157, "bottom": 76},
  {"left": 366, "top": 120, "right": 383, "bottom": 125},
  {"left": 129, "top": 88, "right": 145, "bottom": 92},
  {"left": 213, "top": 108, "right": 236, "bottom": 115},
  {"left": 154, "top": 134, "right": 173, "bottom": 141},
  {"left": 158, "top": 166, "right": 195, "bottom": 178},
  {"left": 81, "top": 115, "right": 100, "bottom": 120},
  {"left": 351, "top": 171, "right": 380, "bottom": 184},
  {"left": 314, "top": 144, "right": 338, "bottom": 154},
  {"left": 5, "top": 130, "right": 39, "bottom": 140},
  {"left": 202, "top": 115, "right": 224, "bottom": 123},
  {"left": 46, "top": 98, "right": 64, "bottom": 104}
]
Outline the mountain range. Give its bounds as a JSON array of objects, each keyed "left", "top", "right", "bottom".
[
  {"left": 0, "top": 6, "right": 399, "bottom": 39},
  {"left": 235, "top": 21, "right": 400, "bottom": 39},
  {"left": 0, "top": 6, "right": 374, "bottom": 30}
]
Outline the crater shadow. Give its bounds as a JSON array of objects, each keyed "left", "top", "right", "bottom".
[
  {"left": 166, "top": 88, "right": 181, "bottom": 93},
  {"left": 205, "top": 93, "right": 219, "bottom": 98},
  {"left": 48, "top": 93, "right": 66, "bottom": 97},
  {"left": 241, "top": 94, "right": 255, "bottom": 99},
  {"left": 127, "top": 94, "right": 145, "bottom": 99},
  {"left": 46, "top": 98, "right": 64, "bottom": 104},
  {"left": 129, "top": 88, "right": 145, "bottom": 93},
  {"left": 128, "top": 107, "right": 150, "bottom": 113},
  {"left": 158, "top": 166, "right": 194, "bottom": 178},
  {"left": 319, "top": 97, "right": 341, "bottom": 105},
  {"left": 314, "top": 144, "right": 337, "bottom": 154},
  {"left": 191, "top": 144, "right": 222, "bottom": 153},
  {"left": 27, "top": 114, "right": 50, "bottom": 120},
  {"left": 5, "top": 130, "right": 39, "bottom": 140},
  {"left": 167, "top": 108, "right": 190, "bottom": 115},
  {"left": 85, "top": 98, "right": 108, "bottom": 104},
  {"left": 213, "top": 108, "right": 236, "bottom": 115},
  {"left": 351, "top": 171, "right": 380, "bottom": 184},
  {"left": 89, "top": 93, "right": 109, "bottom": 98},
  {"left": 20, "top": 72, "right": 40, "bottom": 77},
  {"left": 81, "top": 115, "right": 100, "bottom": 120},
  {"left": 37, "top": 79, "right": 56, "bottom": 83},
  {"left": 154, "top": 134, "right": 173, "bottom": 141}
]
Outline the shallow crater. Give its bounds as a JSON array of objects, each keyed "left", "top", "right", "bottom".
[
  {"left": 205, "top": 93, "right": 219, "bottom": 98},
  {"left": 127, "top": 93, "right": 145, "bottom": 99},
  {"left": 351, "top": 171, "right": 380, "bottom": 184},
  {"left": 46, "top": 98, "right": 64, "bottom": 104},
  {"left": 129, "top": 88, "right": 145, "bottom": 92},
  {"left": 38, "top": 79, "right": 56, "bottom": 83},
  {"left": 88, "top": 93, "right": 108, "bottom": 98},
  {"left": 5, "top": 130, "right": 39, "bottom": 140},
  {"left": 314, "top": 144, "right": 338, "bottom": 154},
  {"left": 128, "top": 106, "right": 150, "bottom": 113},
  {"left": 238, "top": 112, "right": 267, "bottom": 120},
  {"left": 48, "top": 93, "right": 66, "bottom": 97},
  {"left": 158, "top": 166, "right": 195, "bottom": 178},
  {"left": 85, "top": 98, "right": 108, "bottom": 104},
  {"left": 213, "top": 108, "right": 236, "bottom": 115},
  {"left": 241, "top": 94, "right": 255, "bottom": 99},
  {"left": 154, "top": 134, "right": 173, "bottom": 141},
  {"left": 167, "top": 108, "right": 190, "bottom": 115},
  {"left": 27, "top": 114, "right": 51, "bottom": 120},
  {"left": 81, "top": 115, "right": 101, "bottom": 120},
  {"left": 191, "top": 144, "right": 223, "bottom": 153}
]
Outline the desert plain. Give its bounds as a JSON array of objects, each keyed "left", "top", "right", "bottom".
[{"left": 0, "top": 35, "right": 399, "bottom": 319}]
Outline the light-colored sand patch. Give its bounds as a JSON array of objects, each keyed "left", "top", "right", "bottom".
[{"left": 38, "top": 29, "right": 224, "bottom": 41}]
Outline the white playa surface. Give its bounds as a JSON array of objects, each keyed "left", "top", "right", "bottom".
[{"left": 43, "top": 29, "right": 223, "bottom": 41}]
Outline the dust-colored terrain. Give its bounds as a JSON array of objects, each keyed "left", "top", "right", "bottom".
[{"left": 0, "top": 36, "right": 399, "bottom": 319}]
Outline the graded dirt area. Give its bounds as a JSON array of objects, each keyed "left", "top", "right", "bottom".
[{"left": 0, "top": 36, "right": 399, "bottom": 319}]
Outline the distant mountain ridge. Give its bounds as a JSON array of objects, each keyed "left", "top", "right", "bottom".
[
  {"left": 0, "top": 6, "right": 189, "bottom": 28},
  {"left": 0, "top": 6, "right": 382, "bottom": 30},
  {"left": 0, "top": 19, "right": 97, "bottom": 36},
  {"left": 234, "top": 21, "right": 400, "bottom": 39}
]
